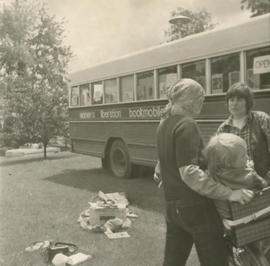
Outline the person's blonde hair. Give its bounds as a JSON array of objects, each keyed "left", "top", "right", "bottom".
[
  {"left": 205, "top": 133, "right": 247, "bottom": 176},
  {"left": 163, "top": 78, "right": 205, "bottom": 117}
]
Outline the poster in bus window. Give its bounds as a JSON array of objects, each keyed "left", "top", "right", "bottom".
[
  {"left": 81, "top": 88, "right": 91, "bottom": 106},
  {"left": 211, "top": 73, "right": 223, "bottom": 93},
  {"left": 71, "top": 87, "right": 79, "bottom": 106},
  {"left": 93, "top": 84, "right": 103, "bottom": 104},
  {"left": 253, "top": 55, "right": 270, "bottom": 74}
]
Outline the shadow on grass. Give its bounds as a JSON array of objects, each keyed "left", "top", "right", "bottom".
[
  {"left": 0, "top": 152, "right": 77, "bottom": 167},
  {"left": 45, "top": 168, "right": 165, "bottom": 215}
]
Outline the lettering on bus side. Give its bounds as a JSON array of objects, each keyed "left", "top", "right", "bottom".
[
  {"left": 100, "top": 109, "right": 122, "bottom": 119},
  {"left": 79, "top": 112, "right": 96, "bottom": 119},
  {"left": 128, "top": 106, "right": 165, "bottom": 119}
]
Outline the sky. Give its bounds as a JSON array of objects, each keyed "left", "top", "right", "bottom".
[{"left": 1, "top": 0, "right": 252, "bottom": 73}]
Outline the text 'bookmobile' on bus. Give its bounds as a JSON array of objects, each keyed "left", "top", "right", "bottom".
[{"left": 69, "top": 14, "right": 270, "bottom": 178}]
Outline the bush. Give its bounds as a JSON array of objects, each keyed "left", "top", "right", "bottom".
[{"left": 2, "top": 132, "right": 20, "bottom": 148}]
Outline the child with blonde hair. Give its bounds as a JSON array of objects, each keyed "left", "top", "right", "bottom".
[
  {"left": 205, "top": 133, "right": 270, "bottom": 263},
  {"left": 205, "top": 133, "right": 267, "bottom": 191},
  {"left": 205, "top": 133, "right": 267, "bottom": 217}
]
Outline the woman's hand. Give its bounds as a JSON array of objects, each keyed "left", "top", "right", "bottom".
[
  {"left": 153, "top": 161, "right": 162, "bottom": 187},
  {"left": 153, "top": 172, "right": 162, "bottom": 188},
  {"left": 153, "top": 172, "right": 161, "bottom": 183},
  {"left": 229, "top": 189, "right": 254, "bottom": 204}
]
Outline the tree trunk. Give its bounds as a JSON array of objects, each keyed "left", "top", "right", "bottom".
[{"left": 43, "top": 143, "right": 47, "bottom": 159}]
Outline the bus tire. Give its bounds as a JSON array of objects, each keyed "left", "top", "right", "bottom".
[{"left": 109, "top": 140, "right": 132, "bottom": 178}]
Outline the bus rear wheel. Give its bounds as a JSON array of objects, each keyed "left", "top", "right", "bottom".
[{"left": 109, "top": 140, "right": 132, "bottom": 178}]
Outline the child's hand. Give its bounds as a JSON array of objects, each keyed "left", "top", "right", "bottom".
[
  {"left": 153, "top": 172, "right": 161, "bottom": 183},
  {"left": 153, "top": 172, "right": 162, "bottom": 188},
  {"left": 245, "top": 171, "right": 267, "bottom": 189},
  {"left": 229, "top": 189, "right": 254, "bottom": 204},
  {"left": 246, "top": 160, "right": 254, "bottom": 169},
  {"left": 252, "top": 173, "right": 268, "bottom": 189},
  {"left": 153, "top": 161, "right": 162, "bottom": 187}
]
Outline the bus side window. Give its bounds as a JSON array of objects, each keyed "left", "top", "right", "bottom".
[
  {"left": 92, "top": 82, "right": 103, "bottom": 104},
  {"left": 104, "top": 78, "right": 118, "bottom": 104},
  {"left": 137, "top": 71, "right": 154, "bottom": 101},
  {"left": 71, "top": 86, "right": 79, "bottom": 106},
  {"left": 120, "top": 75, "right": 134, "bottom": 102},
  {"left": 246, "top": 46, "right": 270, "bottom": 90},
  {"left": 80, "top": 84, "right": 91, "bottom": 106},
  {"left": 158, "top": 66, "right": 178, "bottom": 99},
  {"left": 210, "top": 53, "right": 240, "bottom": 94},
  {"left": 182, "top": 60, "right": 206, "bottom": 90}
]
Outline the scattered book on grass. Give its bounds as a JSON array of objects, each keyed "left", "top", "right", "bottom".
[
  {"left": 104, "top": 231, "right": 130, "bottom": 239},
  {"left": 67, "top": 252, "right": 92, "bottom": 265},
  {"left": 52, "top": 252, "right": 92, "bottom": 266}
]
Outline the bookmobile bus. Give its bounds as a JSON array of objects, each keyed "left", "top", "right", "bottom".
[{"left": 69, "top": 14, "right": 270, "bottom": 178}]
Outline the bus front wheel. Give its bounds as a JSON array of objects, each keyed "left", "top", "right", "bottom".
[{"left": 109, "top": 140, "right": 132, "bottom": 178}]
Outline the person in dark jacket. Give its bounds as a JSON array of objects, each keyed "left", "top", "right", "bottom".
[{"left": 156, "top": 79, "right": 253, "bottom": 266}]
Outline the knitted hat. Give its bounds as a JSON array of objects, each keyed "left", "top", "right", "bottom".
[{"left": 167, "top": 78, "right": 204, "bottom": 104}]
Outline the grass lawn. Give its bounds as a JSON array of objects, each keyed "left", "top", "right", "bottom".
[{"left": 0, "top": 152, "right": 199, "bottom": 266}]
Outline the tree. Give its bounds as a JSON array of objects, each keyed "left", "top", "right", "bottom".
[
  {"left": 165, "top": 7, "right": 216, "bottom": 42},
  {"left": 0, "top": 1, "right": 72, "bottom": 158},
  {"left": 241, "top": 0, "right": 270, "bottom": 17}
]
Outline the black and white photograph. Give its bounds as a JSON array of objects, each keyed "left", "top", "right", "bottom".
[{"left": 0, "top": 0, "right": 270, "bottom": 265}]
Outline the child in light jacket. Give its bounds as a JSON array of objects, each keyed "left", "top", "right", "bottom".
[{"left": 204, "top": 133, "right": 267, "bottom": 218}]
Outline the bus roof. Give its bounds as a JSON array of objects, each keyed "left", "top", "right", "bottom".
[{"left": 70, "top": 14, "right": 270, "bottom": 86}]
